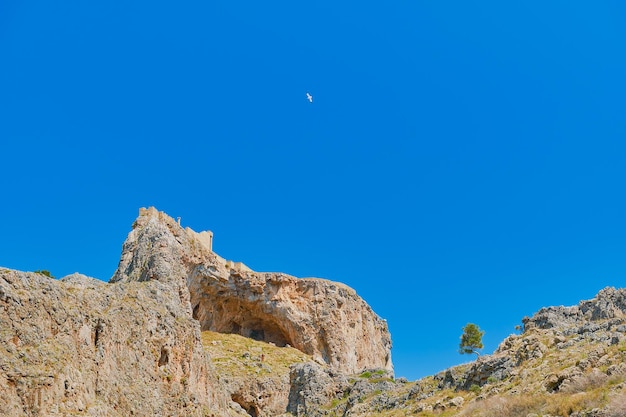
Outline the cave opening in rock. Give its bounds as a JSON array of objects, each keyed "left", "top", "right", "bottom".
[
  {"left": 231, "top": 394, "right": 259, "bottom": 417},
  {"left": 249, "top": 328, "right": 264, "bottom": 342},
  {"left": 194, "top": 298, "right": 296, "bottom": 348},
  {"left": 238, "top": 317, "right": 292, "bottom": 347}
]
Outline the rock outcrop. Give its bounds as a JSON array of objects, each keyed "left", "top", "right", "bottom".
[
  {"left": 285, "top": 362, "right": 345, "bottom": 416},
  {"left": 0, "top": 269, "right": 235, "bottom": 417},
  {"left": 112, "top": 207, "right": 393, "bottom": 375},
  {"left": 283, "top": 363, "right": 399, "bottom": 417},
  {"left": 523, "top": 287, "right": 626, "bottom": 336}
]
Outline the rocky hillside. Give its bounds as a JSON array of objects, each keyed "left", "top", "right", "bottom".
[
  {"left": 2, "top": 206, "right": 625, "bottom": 417},
  {"left": 284, "top": 287, "right": 626, "bottom": 417},
  {"left": 0, "top": 269, "right": 235, "bottom": 417}
]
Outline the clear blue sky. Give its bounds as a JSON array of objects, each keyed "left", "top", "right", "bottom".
[{"left": 1, "top": 1, "right": 625, "bottom": 380}]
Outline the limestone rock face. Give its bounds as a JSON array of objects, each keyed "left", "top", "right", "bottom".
[
  {"left": 110, "top": 207, "right": 196, "bottom": 315},
  {"left": 283, "top": 363, "right": 398, "bottom": 417},
  {"left": 113, "top": 207, "right": 393, "bottom": 375},
  {"left": 285, "top": 362, "right": 346, "bottom": 416},
  {"left": 0, "top": 269, "right": 235, "bottom": 417}
]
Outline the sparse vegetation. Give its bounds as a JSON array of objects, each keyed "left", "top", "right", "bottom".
[
  {"left": 34, "top": 269, "right": 54, "bottom": 278},
  {"left": 200, "top": 330, "right": 310, "bottom": 378}
]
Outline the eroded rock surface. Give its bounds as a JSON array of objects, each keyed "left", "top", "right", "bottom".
[
  {"left": 112, "top": 207, "right": 393, "bottom": 375},
  {"left": 0, "top": 269, "right": 235, "bottom": 417},
  {"left": 523, "top": 287, "right": 626, "bottom": 335}
]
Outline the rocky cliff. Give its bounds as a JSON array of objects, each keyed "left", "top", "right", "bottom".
[
  {"left": 0, "top": 269, "right": 234, "bottom": 417},
  {"left": 0, "top": 207, "right": 392, "bottom": 417},
  {"left": 112, "top": 207, "right": 393, "bottom": 375}
]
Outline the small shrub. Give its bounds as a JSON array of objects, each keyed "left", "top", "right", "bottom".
[
  {"left": 359, "top": 371, "right": 372, "bottom": 378},
  {"left": 34, "top": 269, "right": 54, "bottom": 278},
  {"left": 469, "top": 384, "right": 481, "bottom": 394}
]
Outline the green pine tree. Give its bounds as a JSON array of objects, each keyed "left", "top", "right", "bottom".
[{"left": 459, "top": 323, "right": 484, "bottom": 357}]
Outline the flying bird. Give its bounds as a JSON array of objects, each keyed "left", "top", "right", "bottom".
[{"left": 306, "top": 92, "right": 313, "bottom": 103}]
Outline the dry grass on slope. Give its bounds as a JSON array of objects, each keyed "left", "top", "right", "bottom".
[
  {"left": 200, "top": 331, "right": 311, "bottom": 378},
  {"left": 457, "top": 390, "right": 608, "bottom": 417}
]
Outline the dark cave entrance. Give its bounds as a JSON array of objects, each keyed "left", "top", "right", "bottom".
[
  {"left": 224, "top": 317, "right": 291, "bottom": 347},
  {"left": 193, "top": 300, "right": 295, "bottom": 348},
  {"left": 231, "top": 394, "right": 259, "bottom": 417}
]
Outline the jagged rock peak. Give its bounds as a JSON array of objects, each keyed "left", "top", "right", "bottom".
[
  {"left": 523, "top": 286, "right": 626, "bottom": 333},
  {"left": 112, "top": 207, "right": 393, "bottom": 375}
]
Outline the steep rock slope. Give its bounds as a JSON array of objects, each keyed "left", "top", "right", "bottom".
[
  {"left": 0, "top": 269, "right": 235, "bottom": 417},
  {"left": 112, "top": 207, "right": 392, "bottom": 375}
]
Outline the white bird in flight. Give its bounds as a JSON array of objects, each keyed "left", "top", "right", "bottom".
[{"left": 306, "top": 92, "right": 313, "bottom": 103}]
